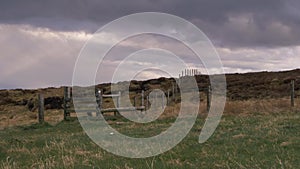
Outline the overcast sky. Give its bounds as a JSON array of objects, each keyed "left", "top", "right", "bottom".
[{"left": 1, "top": 0, "right": 300, "bottom": 89}]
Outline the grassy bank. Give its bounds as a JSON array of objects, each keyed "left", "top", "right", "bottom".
[{"left": 0, "top": 112, "right": 299, "bottom": 168}]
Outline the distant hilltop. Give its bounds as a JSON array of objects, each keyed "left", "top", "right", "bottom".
[{"left": 0, "top": 69, "right": 299, "bottom": 112}]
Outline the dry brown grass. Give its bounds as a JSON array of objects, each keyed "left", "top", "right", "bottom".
[
  {"left": 158, "top": 97, "right": 300, "bottom": 119},
  {"left": 0, "top": 102, "right": 299, "bottom": 168},
  {"left": 26, "top": 138, "right": 101, "bottom": 169},
  {"left": 0, "top": 157, "right": 17, "bottom": 169},
  {"left": 223, "top": 97, "right": 300, "bottom": 115},
  {"left": 0, "top": 106, "right": 63, "bottom": 129},
  {"left": 0, "top": 97, "right": 299, "bottom": 129}
]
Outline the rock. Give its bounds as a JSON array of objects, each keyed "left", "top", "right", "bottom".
[
  {"left": 44, "top": 97, "right": 63, "bottom": 109},
  {"left": 27, "top": 98, "right": 36, "bottom": 111},
  {"left": 15, "top": 99, "right": 28, "bottom": 106}
]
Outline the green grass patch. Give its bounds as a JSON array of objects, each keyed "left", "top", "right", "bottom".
[{"left": 0, "top": 113, "right": 299, "bottom": 168}]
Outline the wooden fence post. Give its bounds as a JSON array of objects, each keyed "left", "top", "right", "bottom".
[
  {"left": 155, "top": 92, "right": 158, "bottom": 109},
  {"left": 141, "top": 90, "right": 144, "bottom": 107},
  {"left": 172, "top": 83, "right": 175, "bottom": 101},
  {"left": 113, "top": 91, "right": 120, "bottom": 116},
  {"left": 167, "top": 90, "right": 170, "bottom": 105},
  {"left": 134, "top": 96, "right": 137, "bottom": 107},
  {"left": 38, "top": 93, "right": 44, "bottom": 123},
  {"left": 146, "top": 95, "right": 149, "bottom": 111},
  {"left": 67, "top": 87, "right": 71, "bottom": 98},
  {"left": 291, "top": 80, "right": 295, "bottom": 107},
  {"left": 145, "top": 95, "right": 147, "bottom": 110},
  {"left": 117, "top": 91, "right": 121, "bottom": 108},
  {"left": 63, "top": 87, "right": 69, "bottom": 120},
  {"left": 207, "top": 85, "right": 211, "bottom": 113},
  {"left": 162, "top": 93, "right": 165, "bottom": 109},
  {"left": 96, "top": 89, "right": 101, "bottom": 116},
  {"left": 99, "top": 89, "right": 102, "bottom": 113}
]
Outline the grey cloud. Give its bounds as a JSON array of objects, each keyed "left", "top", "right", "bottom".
[
  {"left": 0, "top": 25, "right": 83, "bottom": 89},
  {"left": 0, "top": 0, "right": 300, "bottom": 48},
  {"left": 1, "top": 0, "right": 300, "bottom": 89},
  {"left": 218, "top": 46, "right": 300, "bottom": 73}
]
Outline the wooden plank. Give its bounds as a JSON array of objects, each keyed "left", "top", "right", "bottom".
[
  {"left": 101, "top": 107, "right": 145, "bottom": 113},
  {"left": 102, "top": 94, "right": 120, "bottom": 98},
  {"left": 67, "top": 106, "right": 145, "bottom": 113},
  {"left": 68, "top": 109, "right": 98, "bottom": 113},
  {"left": 72, "top": 97, "right": 98, "bottom": 101}
]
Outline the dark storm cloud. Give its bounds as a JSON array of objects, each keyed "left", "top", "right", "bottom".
[{"left": 0, "top": 0, "right": 300, "bottom": 48}]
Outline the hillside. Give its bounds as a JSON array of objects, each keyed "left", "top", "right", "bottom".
[
  {"left": 0, "top": 69, "right": 300, "bottom": 112},
  {"left": 0, "top": 69, "right": 299, "bottom": 166}
]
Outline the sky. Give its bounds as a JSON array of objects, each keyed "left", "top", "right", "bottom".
[{"left": 0, "top": 0, "right": 300, "bottom": 89}]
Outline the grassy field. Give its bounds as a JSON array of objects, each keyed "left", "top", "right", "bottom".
[
  {"left": 1, "top": 70, "right": 299, "bottom": 168},
  {"left": 0, "top": 111, "right": 299, "bottom": 169}
]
